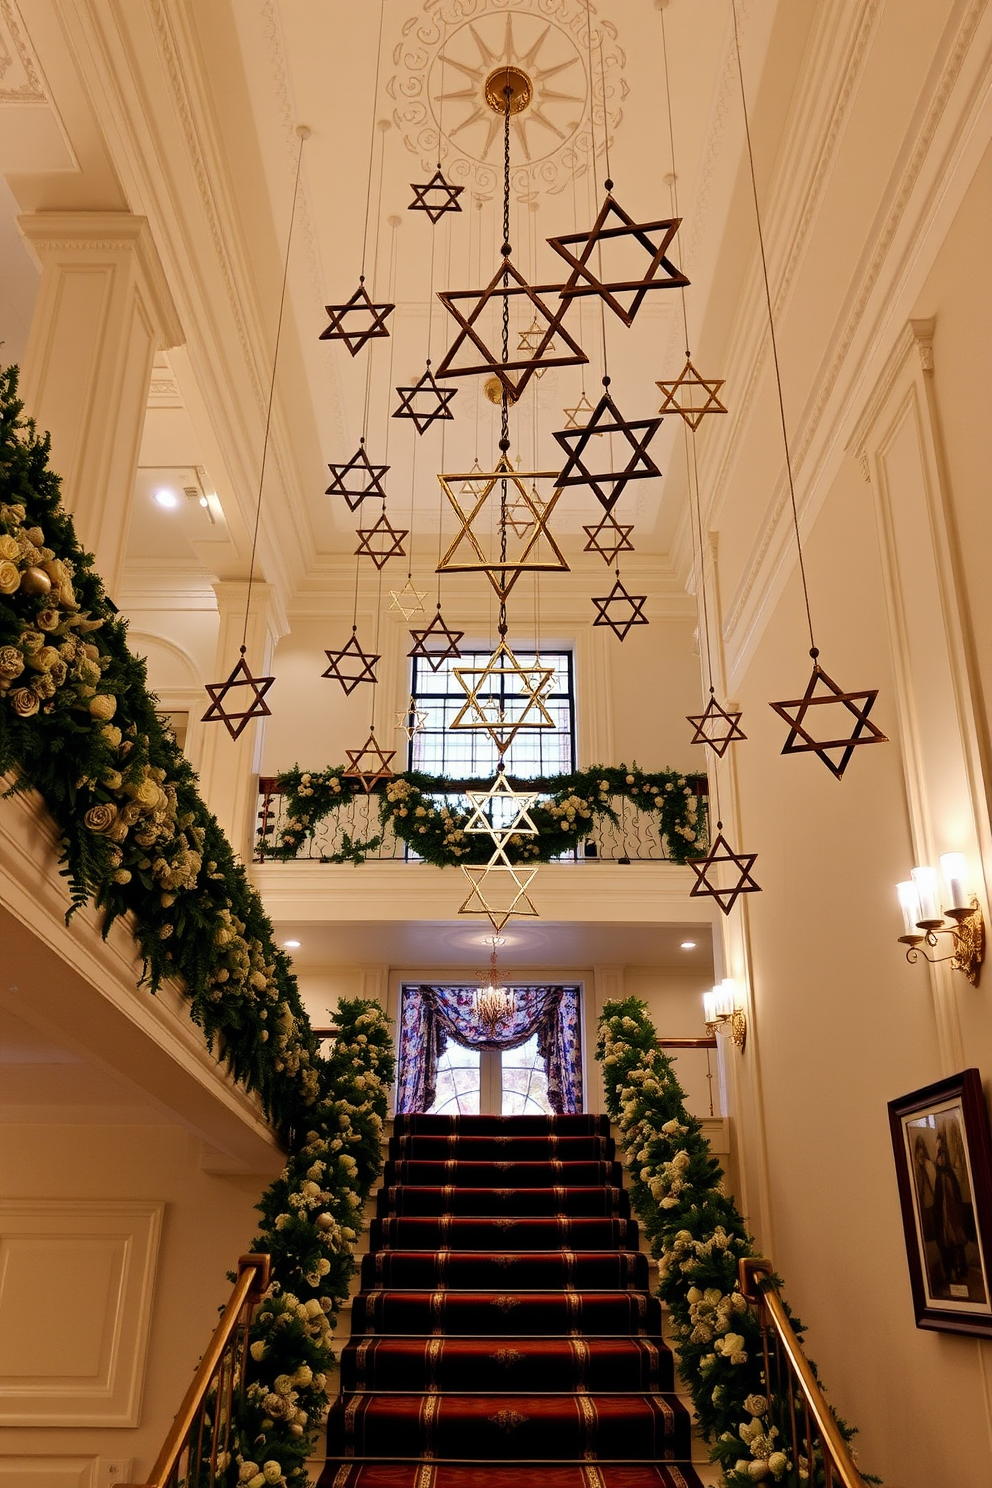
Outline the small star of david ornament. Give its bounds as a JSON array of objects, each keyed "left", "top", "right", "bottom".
[
  {"left": 547, "top": 195, "right": 689, "bottom": 326},
  {"left": 656, "top": 359, "right": 727, "bottom": 429},
  {"left": 687, "top": 692, "right": 747, "bottom": 757},
  {"left": 554, "top": 388, "right": 662, "bottom": 512},
  {"left": 451, "top": 642, "right": 557, "bottom": 755},
  {"left": 518, "top": 318, "right": 552, "bottom": 354},
  {"left": 392, "top": 361, "right": 458, "bottom": 434},
  {"left": 688, "top": 823, "right": 761, "bottom": 916},
  {"left": 591, "top": 575, "right": 649, "bottom": 640},
  {"left": 769, "top": 655, "right": 888, "bottom": 778},
  {"left": 355, "top": 511, "right": 409, "bottom": 569},
  {"left": 321, "top": 629, "right": 380, "bottom": 695},
  {"left": 408, "top": 168, "right": 464, "bottom": 223},
  {"left": 201, "top": 646, "right": 274, "bottom": 739},
  {"left": 459, "top": 861, "right": 540, "bottom": 934},
  {"left": 504, "top": 485, "right": 545, "bottom": 539},
  {"left": 319, "top": 278, "right": 394, "bottom": 356},
  {"left": 395, "top": 695, "right": 429, "bottom": 741},
  {"left": 343, "top": 732, "right": 397, "bottom": 792},
  {"left": 408, "top": 607, "right": 465, "bottom": 671},
  {"left": 388, "top": 578, "right": 429, "bottom": 619},
  {"left": 583, "top": 513, "right": 635, "bottom": 566},
  {"left": 325, "top": 441, "right": 389, "bottom": 511},
  {"left": 562, "top": 392, "right": 603, "bottom": 432}
]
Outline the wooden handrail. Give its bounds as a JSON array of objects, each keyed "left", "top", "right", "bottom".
[
  {"left": 122, "top": 1252, "right": 271, "bottom": 1488},
  {"left": 739, "top": 1258, "right": 865, "bottom": 1487},
  {"left": 657, "top": 1035, "right": 717, "bottom": 1049}
]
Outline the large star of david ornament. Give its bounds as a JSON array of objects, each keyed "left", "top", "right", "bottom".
[
  {"left": 548, "top": 196, "right": 689, "bottom": 326},
  {"left": 769, "top": 659, "right": 888, "bottom": 779},
  {"left": 355, "top": 511, "right": 409, "bottom": 570},
  {"left": 463, "top": 771, "right": 541, "bottom": 845},
  {"left": 408, "top": 168, "right": 464, "bottom": 223},
  {"left": 201, "top": 647, "right": 274, "bottom": 739},
  {"left": 325, "top": 441, "right": 389, "bottom": 512},
  {"left": 438, "top": 456, "right": 568, "bottom": 602},
  {"left": 321, "top": 629, "right": 380, "bottom": 695},
  {"left": 408, "top": 607, "right": 465, "bottom": 671},
  {"left": 436, "top": 258, "right": 588, "bottom": 400},
  {"left": 343, "top": 732, "right": 397, "bottom": 793},
  {"left": 395, "top": 695, "right": 429, "bottom": 741},
  {"left": 687, "top": 692, "right": 747, "bottom": 758},
  {"left": 688, "top": 825, "right": 761, "bottom": 917},
  {"left": 657, "top": 359, "right": 728, "bottom": 430},
  {"left": 583, "top": 513, "right": 635, "bottom": 566},
  {"left": 591, "top": 576, "right": 649, "bottom": 640},
  {"left": 553, "top": 391, "right": 662, "bottom": 512},
  {"left": 388, "top": 578, "right": 429, "bottom": 619},
  {"left": 459, "top": 861, "right": 540, "bottom": 934},
  {"left": 451, "top": 642, "right": 556, "bottom": 755},
  {"left": 319, "top": 278, "right": 394, "bottom": 356},
  {"left": 392, "top": 362, "right": 458, "bottom": 434}
]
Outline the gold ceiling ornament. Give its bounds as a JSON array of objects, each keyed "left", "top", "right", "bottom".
[
  {"left": 769, "top": 655, "right": 888, "bottom": 779},
  {"left": 319, "top": 278, "right": 395, "bottom": 356},
  {"left": 202, "top": 647, "right": 275, "bottom": 740},
  {"left": 472, "top": 935, "right": 518, "bottom": 1038},
  {"left": 656, "top": 359, "right": 727, "bottom": 430},
  {"left": 354, "top": 511, "right": 409, "bottom": 570},
  {"left": 342, "top": 732, "right": 397, "bottom": 793},
  {"left": 591, "top": 575, "right": 649, "bottom": 640},
  {"left": 582, "top": 513, "right": 635, "bottom": 566},
  {"left": 408, "top": 606, "right": 465, "bottom": 671},
  {"left": 688, "top": 822, "right": 761, "bottom": 917},
  {"left": 463, "top": 770, "right": 541, "bottom": 845},
  {"left": 484, "top": 65, "right": 534, "bottom": 115},
  {"left": 485, "top": 376, "right": 518, "bottom": 407},
  {"left": 388, "top": 578, "right": 429, "bottom": 619},
  {"left": 395, "top": 695, "right": 429, "bottom": 741},
  {"left": 321, "top": 628, "right": 380, "bottom": 694},
  {"left": 437, "top": 456, "right": 568, "bottom": 602},
  {"left": 686, "top": 691, "right": 747, "bottom": 758},
  {"left": 547, "top": 197, "right": 689, "bottom": 326},
  {"left": 325, "top": 440, "right": 389, "bottom": 512},
  {"left": 450, "top": 641, "right": 556, "bottom": 755},
  {"left": 459, "top": 860, "right": 540, "bottom": 935}
]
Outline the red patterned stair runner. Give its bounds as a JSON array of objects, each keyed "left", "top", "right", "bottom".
[{"left": 321, "top": 1113, "right": 703, "bottom": 1488}]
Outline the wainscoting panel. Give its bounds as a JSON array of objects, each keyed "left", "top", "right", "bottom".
[{"left": 0, "top": 1456, "right": 95, "bottom": 1487}]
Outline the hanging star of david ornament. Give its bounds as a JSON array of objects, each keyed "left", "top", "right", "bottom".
[
  {"left": 438, "top": 456, "right": 568, "bottom": 602},
  {"left": 392, "top": 362, "right": 458, "bottom": 434},
  {"left": 554, "top": 390, "right": 662, "bottom": 512},
  {"left": 547, "top": 196, "right": 689, "bottom": 326},
  {"left": 769, "top": 657, "right": 888, "bottom": 778},
  {"left": 688, "top": 823, "right": 761, "bottom": 916},
  {"left": 504, "top": 484, "right": 546, "bottom": 539},
  {"left": 355, "top": 511, "right": 409, "bottom": 570},
  {"left": 202, "top": 646, "right": 274, "bottom": 739},
  {"left": 321, "top": 629, "right": 380, "bottom": 695},
  {"left": 563, "top": 392, "right": 603, "bottom": 432},
  {"left": 459, "top": 861, "right": 540, "bottom": 934},
  {"left": 687, "top": 692, "right": 747, "bottom": 757},
  {"left": 591, "top": 575, "right": 649, "bottom": 640},
  {"left": 656, "top": 359, "right": 728, "bottom": 430},
  {"left": 408, "top": 607, "right": 464, "bottom": 671},
  {"left": 436, "top": 258, "right": 588, "bottom": 400},
  {"left": 451, "top": 641, "right": 556, "bottom": 755},
  {"left": 395, "top": 695, "right": 429, "bottom": 741},
  {"left": 408, "top": 168, "right": 464, "bottom": 223},
  {"left": 325, "top": 441, "right": 389, "bottom": 512},
  {"left": 319, "top": 278, "right": 394, "bottom": 356},
  {"left": 463, "top": 771, "right": 541, "bottom": 844},
  {"left": 518, "top": 317, "right": 552, "bottom": 354},
  {"left": 583, "top": 513, "right": 635, "bottom": 566},
  {"left": 388, "top": 578, "right": 429, "bottom": 619},
  {"left": 343, "top": 732, "right": 397, "bottom": 793}
]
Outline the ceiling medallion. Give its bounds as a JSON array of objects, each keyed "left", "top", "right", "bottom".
[
  {"left": 591, "top": 576, "right": 648, "bottom": 640},
  {"left": 393, "top": 361, "right": 458, "bottom": 433},
  {"left": 687, "top": 693, "right": 747, "bottom": 758},
  {"left": 201, "top": 648, "right": 274, "bottom": 740},
  {"left": 325, "top": 440, "right": 389, "bottom": 511},
  {"left": 769, "top": 657, "right": 888, "bottom": 779},
  {"left": 321, "top": 629, "right": 380, "bottom": 694},
  {"left": 553, "top": 387, "right": 662, "bottom": 511},
  {"left": 408, "top": 168, "right": 464, "bottom": 222},
  {"left": 450, "top": 641, "right": 556, "bottom": 755},
  {"left": 583, "top": 513, "right": 635, "bottom": 566},
  {"left": 319, "top": 278, "right": 394, "bottom": 356},
  {"left": 688, "top": 824, "right": 761, "bottom": 917},
  {"left": 459, "top": 861, "right": 540, "bottom": 935},
  {"left": 343, "top": 732, "right": 397, "bottom": 793},
  {"left": 548, "top": 197, "right": 689, "bottom": 326},
  {"left": 408, "top": 606, "right": 465, "bottom": 670},
  {"left": 437, "top": 456, "right": 568, "bottom": 601},
  {"left": 656, "top": 359, "right": 727, "bottom": 430}
]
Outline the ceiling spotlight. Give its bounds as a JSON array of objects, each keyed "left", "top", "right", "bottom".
[
  {"left": 154, "top": 488, "right": 179, "bottom": 509},
  {"left": 282, "top": 939, "right": 301, "bottom": 949},
  {"left": 680, "top": 941, "right": 696, "bottom": 950}
]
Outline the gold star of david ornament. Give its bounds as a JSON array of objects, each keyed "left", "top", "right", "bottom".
[
  {"left": 591, "top": 576, "right": 649, "bottom": 640},
  {"left": 583, "top": 514, "right": 635, "bottom": 566},
  {"left": 438, "top": 456, "right": 568, "bottom": 602},
  {"left": 355, "top": 511, "right": 409, "bottom": 570},
  {"left": 459, "top": 860, "right": 540, "bottom": 934},
  {"left": 517, "top": 317, "right": 552, "bottom": 354},
  {"left": 451, "top": 642, "right": 556, "bottom": 755},
  {"left": 321, "top": 629, "right": 380, "bottom": 694},
  {"left": 463, "top": 771, "right": 541, "bottom": 844},
  {"left": 319, "top": 278, "right": 394, "bottom": 356},
  {"left": 563, "top": 392, "right": 603, "bottom": 432},
  {"left": 201, "top": 647, "right": 274, "bottom": 739},
  {"left": 656, "top": 359, "right": 728, "bottom": 430},
  {"left": 343, "top": 732, "right": 397, "bottom": 792},
  {"left": 388, "top": 578, "right": 429, "bottom": 619},
  {"left": 504, "top": 484, "right": 546, "bottom": 540},
  {"left": 688, "top": 824, "right": 761, "bottom": 917},
  {"left": 547, "top": 196, "right": 689, "bottom": 326},
  {"left": 408, "top": 607, "right": 465, "bottom": 671},
  {"left": 408, "top": 168, "right": 463, "bottom": 223},
  {"left": 687, "top": 692, "right": 747, "bottom": 757},
  {"left": 769, "top": 657, "right": 887, "bottom": 778},
  {"left": 395, "top": 695, "right": 429, "bottom": 740}
]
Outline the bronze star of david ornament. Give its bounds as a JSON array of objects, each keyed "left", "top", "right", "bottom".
[
  {"left": 553, "top": 389, "right": 662, "bottom": 512},
  {"left": 769, "top": 656, "right": 888, "bottom": 778},
  {"left": 321, "top": 628, "right": 380, "bottom": 694},
  {"left": 436, "top": 258, "right": 588, "bottom": 400},
  {"left": 355, "top": 511, "right": 409, "bottom": 570},
  {"left": 459, "top": 861, "right": 540, "bottom": 934},
  {"left": 463, "top": 771, "right": 541, "bottom": 843},
  {"left": 408, "top": 607, "right": 465, "bottom": 671},
  {"left": 408, "top": 168, "right": 464, "bottom": 223},
  {"left": 688, "top": 823, "right": 761, "bottom": 916},
  {"left": 325, "top": 440, "right": 389, "bottom": 512},
  {"left": 319, "top": 278, "right": 394, "bottom": 356},
  {"left": 395, "top": 695, "right": 429, "bottom": 741},
  {"left": 392, "top": 362, "right": 458, "bottom": 434},
  {"left": 591, "top": 575, "right": 649, "bottom": 640},
  {"left": 547, "top": 195, "right": 689, "bottom": 326},
  {"left": 388, "top": 578, "right": 429, "bottom": 619},
  {"left": 656, "top": 359, "right": 728, "bottom": 430},
  {"left": 201, "top": 647, "right": 274, "bottom": 739},
  {"left": 451, "top": 642, "right": 556, "bottom": 755},
  {"left": 687, "top": 692, "right": 747, "bottom": 758},
  {"left": 438, "top": 456, "right": 568, "bottom": 602},
  {"left": 583, "top": 513, "right": 635, "bottom": 566},
  {"left": 343, "top": 732, "right": 397, "bottom": 792}
]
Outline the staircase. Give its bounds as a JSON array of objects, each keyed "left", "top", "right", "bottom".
[{"left": 320, "top": 1112, "right": 705, "bottom": 1487}]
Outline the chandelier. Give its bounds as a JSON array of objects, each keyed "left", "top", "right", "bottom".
[{"left": 472, "top": 938, "right": 516, "bottom": 1038}]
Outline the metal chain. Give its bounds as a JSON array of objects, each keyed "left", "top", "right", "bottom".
[{"left": 498, "top": 83, "right": 512, "bottom": 638}]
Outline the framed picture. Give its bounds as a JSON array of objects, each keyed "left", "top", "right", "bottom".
[{"left": 888, "top": 1068, "right": 992, "bottom": 1337}]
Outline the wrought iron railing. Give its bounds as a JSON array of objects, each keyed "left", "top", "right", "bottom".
[
  {"left": 122, "top": 1253, "right": 271, "bottom": 1488},
  {"left": 253, "top": 776, "right": 708, "bottom": 864},
  {"left": 738, "top": 1258, "right": 867, "bottom": 1488}
]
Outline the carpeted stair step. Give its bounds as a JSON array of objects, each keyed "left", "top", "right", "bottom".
[
  {"left": 383, "top": 1160, "right": 622, "bottom": 1187},
  {"left": 361, "top": 1248, "right": 649, "bottom": 1290},
  {"left": 369, "top": 1215, "right": 640, "bottom": 1252},
  {"left": 378, "top": 1185, "right": 628, "bottom": 1217},
  {"left": 324, "top": 1466, "right": 701, "bottom": 1487},
  {"left": 339, "top": 1335, "right": 675, "bottom": 1393},
  {"left": 390, "top": 1134, "right": 615, "bottom": 1161},
  {"left": 392, "top": 1114, "right": 610, "bottom": 1137},
  {"left": 352, "top": 1288, "right": 662, "bottom": 1335}
]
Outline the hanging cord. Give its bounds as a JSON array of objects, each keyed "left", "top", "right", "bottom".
[
  {"left": 242, "top": 128, "right": 307, "bottom": 653},
  {"left": 731, "top": 1, "right": 817, "bottom": 658},
  {"left": 359, "top": 1, "right": 387, "bottom": 284},
  {"left": 497, "top": 83, "right": 512, "bottom": 642},
  {"left": 660, "top": 7, "right": 691, "bottom": 359}
]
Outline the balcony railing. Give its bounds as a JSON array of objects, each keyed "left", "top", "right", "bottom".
[{"left": 253, "top": 776, "right": 708, "bottom": 865}]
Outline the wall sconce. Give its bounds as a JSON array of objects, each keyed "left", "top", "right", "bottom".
[
  {"left": 703, "top": 978, "right": 747, "bottom": 1052},
  {"left": 896, "top": 854, "right": 985, "bottom": 986}
]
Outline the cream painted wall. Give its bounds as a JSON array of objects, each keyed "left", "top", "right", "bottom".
[{"left": 625, "top": 967, "right": 725, "bottom": 1120}]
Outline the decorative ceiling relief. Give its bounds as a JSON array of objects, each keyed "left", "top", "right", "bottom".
[
  {"left": 387, "top": 0, "right": 627, "bottom": 198},
  {"left": 0, "top": 0, "right": 47, "bottom": 102}
]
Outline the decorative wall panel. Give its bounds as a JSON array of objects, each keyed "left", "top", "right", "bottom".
[{"left": 0, "top": 1459, "right": 95, "bottom": 1488}]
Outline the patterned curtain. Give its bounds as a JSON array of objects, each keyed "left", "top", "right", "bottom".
[{"left": 396, "top": 984, "right": 583, "bottom": 1115}]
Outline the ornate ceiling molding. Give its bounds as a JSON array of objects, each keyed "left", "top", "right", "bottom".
[{"left": 0, "top": 0, "right": 47, "bottom": 103}]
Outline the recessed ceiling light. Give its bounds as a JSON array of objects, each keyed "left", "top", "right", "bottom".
[
  {"left": 680, "top": 941, "right": 696, "bottom": 950},
  {"left": 154, "top": 488, "right": 179, "bottom": 509},
  {"left": 283, "top": 939, "right": 301, "bottom": 949}
]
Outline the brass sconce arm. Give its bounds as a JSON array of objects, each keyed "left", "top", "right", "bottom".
[{"left": 898, "top": 897, "right": 984, "bottom": 986}]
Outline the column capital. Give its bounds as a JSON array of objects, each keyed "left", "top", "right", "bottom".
[{"left": 211, "top": 580, "right": 288, "bottom": 645}]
